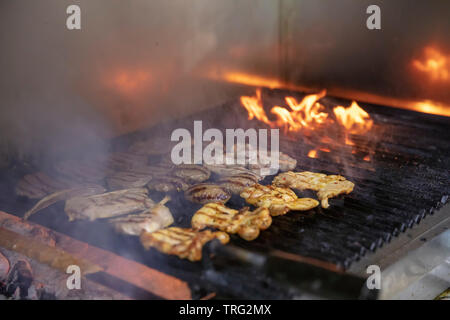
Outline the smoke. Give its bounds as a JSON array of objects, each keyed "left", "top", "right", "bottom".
[{"left": 1, "top": 0, "right": 449, "bottom": 167}]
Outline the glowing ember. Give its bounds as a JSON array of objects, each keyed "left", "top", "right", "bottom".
[
  {"left": 308, "top": 149, "right": 318, "bottom": 158},
  {"left": 413, "top": 47, "right": 450, "bottom": 82},
  {"left": 333, "top": 101, "right": 373, "bottom": 134},
  {"left": 319, "top": 147, "right": 331, "bottom": 153},
  {"left": 363, "top": 155, "right": 371, "bottom": 162}
]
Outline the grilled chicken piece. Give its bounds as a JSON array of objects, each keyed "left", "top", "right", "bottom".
[
  {"left": 140, "top": 227, "right": 229, "bottom": 261},
  {"left": 16, "top": 172, "right": 76, "bottom": 199},
  {"left": 147, "top": 176, "right": 190, "bottom": 192},
  {"left": 240, "top": 184, "right": 319, "bottom": 216},
  {"left": 65, "top": 188, "right": 154, "bottom": 221},
  {"left": 23, "top": 184, "right": 106, "bottom": 220},
  {"left": 185, "top": 183, "right": 231, "bottom": 204},
  {"left": 109, "top": 196, "right": 173, "bottom": 236},
  {"left": 273, "top": 171, "right": 355, "bottom": 208},
  {"left": 248, "top": 152, "right": 297, "bottom": 176},
  {"left": 172, "top": 164, "right": 211, "bottom": 184},
  {"left": 192, "top": 203, "right": 271, "bottom": 241},
  {"left": 106, "top": 170, "right": 152, "bottom": 190},
  {"left": 218, "top": 172, "right": 259, "bottom": 194}
]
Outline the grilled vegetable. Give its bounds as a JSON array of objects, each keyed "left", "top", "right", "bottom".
[
  {"left": 192, "top": 203, "right": 272, "bottom": 241},
  {"left": 240, "top": 184, "right": 319, "bottom": 216},
  {"left": 140, "top": 227, "right": 229, "bottom": 261},
  {"left": 273, "top": 171, "right": 355, "bottom": 208},
  {"left": 185, "top": 183, "right": 231, "bottom": 204}
]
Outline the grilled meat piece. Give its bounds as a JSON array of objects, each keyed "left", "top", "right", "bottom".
[
  {"left": 240, "top": 184, "right": 319, "bottom": 216},
  {"left": 65, "top": 188, "right": 154, "bottom": 221},
  {"left": 23, "top": 184, "right": 106, "bottom": 220},
  {"left": 16, "top": 172, "right": 76, "bottom": 199},
  {"left": 128, "top": 137, "right": 177, "bottom": 156},
  {"left": 248, "top": 152, "right": 297, "bottom": 176},
  {"left": 147, "top": 176, "right": 190, "bottom": 192},
  {"left": 218, "top": 172, "right": 259, "bottom": 194},
  {"left": 172, "top": 164, "right": 211, "bottom": 184},
  {"left": 140, "top": 227, "right": 229, "bottom": 261},
  {"left": 54, "top": 158, "right": 112, "bottom": 184},
  {"left": 273, "top": 171, "right": 355, "bottom": 208},
  {"left": 106, "top": 170, "right": 152, "bottom": 190},
  {"left": 185, "top": 183, "right": 231, "bottom": 204},
  {"left": 109, "top": 196, "right": 173, "bottom": 236},
  {"left": 192, "top": 203, "right": 272, "bottom": 241},
  {"left": 105, "top": 152, "right": 149, "bottom": 171},
  {"left": 204, "top": 164, "right": 262, "bottom": 180}
]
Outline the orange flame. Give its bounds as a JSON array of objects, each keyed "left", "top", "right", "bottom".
[
  {"left": 240, "top": 89, "right": 373, "bottom": 135},
  {"left": 307, "top": 149, "right": 318, "bottom": 158},
  {"left": 240, "top": 90, "right": 330, "bottom": 133},
  {"left": 333, "top": 101, "right": 373, "bottom": 134},
  {"left": 413, "top": 47, "right": 450, "bottom": 82},
  {"left": 240, "top": 89, "right": 271, "bottom": 124}
]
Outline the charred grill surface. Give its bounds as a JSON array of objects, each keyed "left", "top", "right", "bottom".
[{"left": 0, "top": 88, "right": 449, "bottom": 299}]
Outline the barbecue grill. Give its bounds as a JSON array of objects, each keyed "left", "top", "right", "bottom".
[{"left": 0, "top": 0, "right": 449, "bottom": 300}]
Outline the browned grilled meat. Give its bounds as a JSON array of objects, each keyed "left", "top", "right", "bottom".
[
  {"left": 185, "top": 183, "right": 231, "bottom": 204},
  {"left": 128, "top": 137, "right": 177, "bottom": 156},
  {"left": 240, "top": 184, "right": 319, "bottom": 216},
  {"left": 109, "top": 196, "right": 173, "bottom": 235},
  {"left": 273, "top": 171, "right": 355, "bottom": 208},
  {"left": 65, "top": 188, "right": 154, "bottom": 221},
  {"left": 106, "top": 170, "right": 152, "bottom": 190},
  {"left": 218, "top": 172, "right": 259, "bottom": 194},
  {"left": 192, "top": 203, "right": 272, "bottom": 241},
  {"left": 171, "top": 164, "right": 210, "bottom": 184},
  {"left": 106, "top": 152, "right": 149, "bottom": 171},
  {"left": 147, "top": 176, "right": 190, "bottom": 192},
  {"left": 16, "top": 172, "right": 76, "bottom": 199},
  {"left": 54, "top": 158, "right": 112, "bottom": 184},
  {"left": 23, "top": 184, "right": 107, "bottom": 220},
  {"left": 204, "top": 164, "right": 262, "bottom": 180},
  {"left": 140, "top": 227, "right": 230, "bottom": 261}
]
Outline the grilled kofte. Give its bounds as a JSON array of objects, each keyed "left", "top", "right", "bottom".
[
  {"left": 185, "top": 183, "right": 231, "bottom": 204},
  {"left": 218, "top": 172, "right": 259, "bottom": 194},
  {"left": 240, "top": 184, "right": 319, "bottom": 216},
  {"left": 65, "top": 188, "right": 155, "bottom": 221},
  {"left": 148, "top": 176, "right": 190, "bottom": 192},
  {"left": 109, "top": 196, "right": 173, "bottom": 235},
  {"left": 192, "top": 203, "right": 272, "bottom": 241},
  {"left": 171, "top": 164, "right": 210, "bottom": 184},
  {"left": 273, "top": 171, "right": 354, "bottom": 208},
  {"left": 140, "top": 227, "right": 230, "bottom": 261}
]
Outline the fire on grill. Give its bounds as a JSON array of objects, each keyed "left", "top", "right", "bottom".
[{"left": 1, "top": 1, "right": 450, "bottom": 301}]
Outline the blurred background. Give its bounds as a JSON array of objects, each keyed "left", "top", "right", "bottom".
[{"left": 0, "top": 0, "right": 449, "bottom": 164}]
